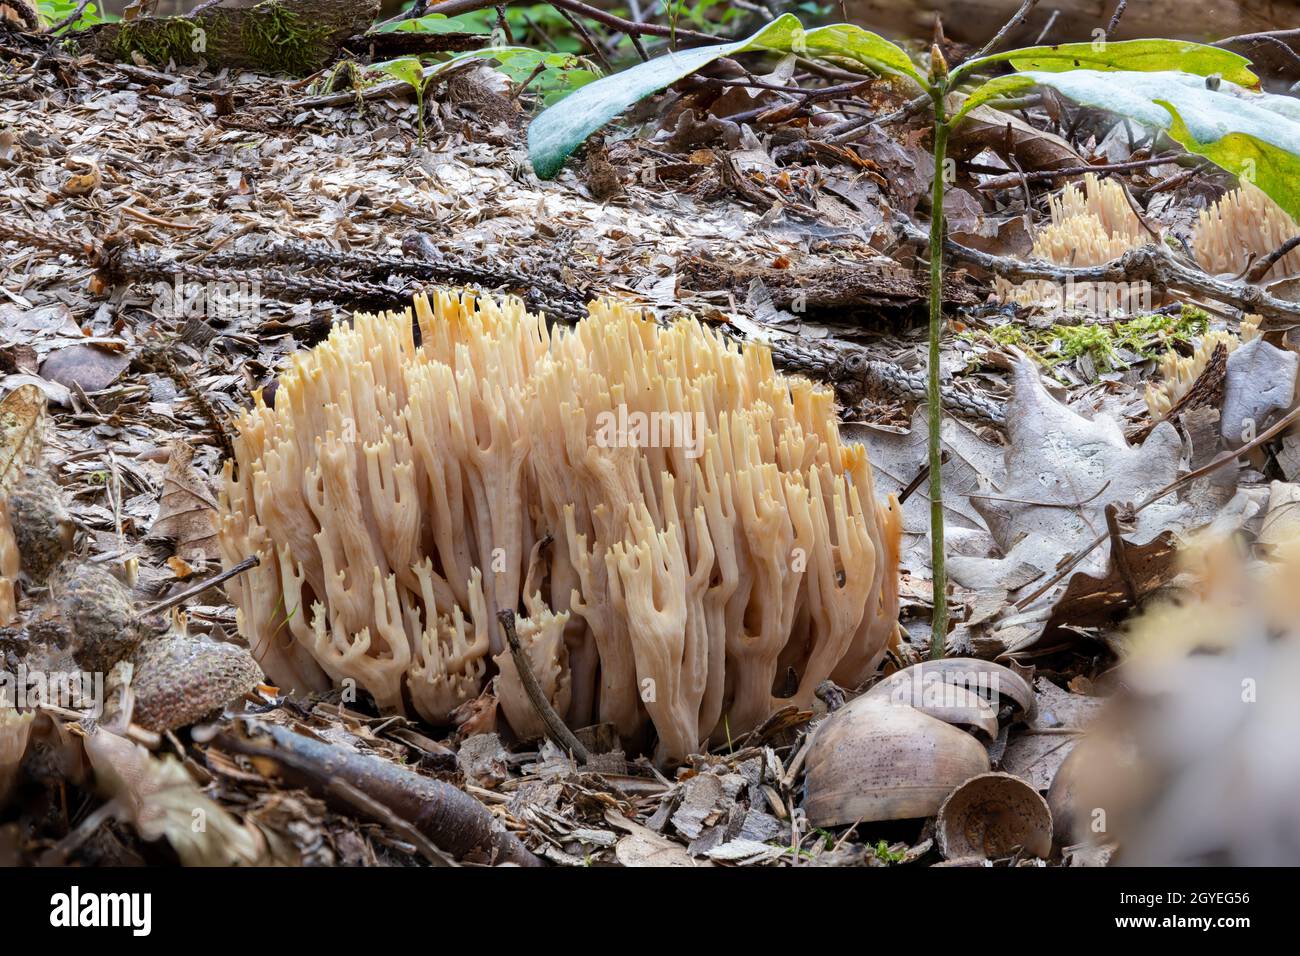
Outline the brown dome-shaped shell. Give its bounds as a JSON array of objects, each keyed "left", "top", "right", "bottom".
[{"left": 803, "top": 697, "right": 990, "bottom": 827}]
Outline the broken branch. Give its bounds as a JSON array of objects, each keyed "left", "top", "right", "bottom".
[
  {"left": 217, "top": 723, "right": 543, "bottom": 866},
  {"left": 498, "top": 610, "right": 590, "bottom": 763}
]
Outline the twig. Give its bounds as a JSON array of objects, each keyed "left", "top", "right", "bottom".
[
  {"left": 143, "top": 342, "right": 236, "bottom": 461},
  {"left": 137, "top": 556, "right": 259, "bottom": 619},
  {"left": 497, "top": 609, "right": 590, "bottom": 762},
  {"left": 1015, "top": 404, "right": 1300, "bottom": 609},
  {"left": 973, "top": 152, "right": 1185, "bottom": 190},
  {"left": 1246, "top": 235, "right": 1300, "bottom": 283},
  {"left": 554, "top": 5, "right": 613, "bottom": 72},
  {"left": 969, "top": 479, "right": 1112, "bottom": 509},
  {"left": 971, "top": 0, "right": 1041, "bottom": 61},
  {"left": 373, "top": 0, "right": 430, "bottom": 31},
  {"left": 1103, "top": 503, "right": 1139, "bottom": 605},
  {"left": 899, "top": 452, "right": 949, "bottom": 504},
  {"left": 424, "top": 0, "right": 719, "bottom": 44},
  {"left": 1032, "top": 10, "right": 1059, "bottom": 45},
  {"left": 47, "top": 0, "right": 92, "bottom": 34},
  {"left": 898, "top": 219, "right": 1300, "bottom": 328},
  {"left": 1104, "top": 0, "right": 1129, "bottom": 38},
  {"left": 828, "top": 93, "right": 930, "bottom": 145}
]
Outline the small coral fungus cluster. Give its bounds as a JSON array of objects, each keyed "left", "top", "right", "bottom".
[
  {"left": 996, "top": 174, "right": 1149, "bottom": 313},
  {"left": 219, "top": 292, "right": 901, "bottom": 764},
  {"left": 1143, "top": 314, "right": 1260, "bottom": 419},
  {"left": 1193, "top": 181, "right": 1300, "bottom": 281},
  {"left": 997, "top": 174, "right": 1300, "bottom": 312},
  {"left": 1060, "top": 534, "right": 1300, "bottom": 864}
]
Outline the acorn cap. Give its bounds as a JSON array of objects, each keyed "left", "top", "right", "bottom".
[
  {"left": 936, "top": 771, "right": 1054, "bottom": 861},
  {"left": 129, "top": 636, "right": 263, "bottom": 732}
]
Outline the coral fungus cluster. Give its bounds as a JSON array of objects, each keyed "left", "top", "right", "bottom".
[
  {"left": 1143, "top": 314, "right": 1260, "bottom": 418},
  {"left": 219, "top": 292, "right": 901, "bottom": 764},
  {"left": 1193, "top": 181, "right": 1300, "bottom": 280},
  {"left": 996, "top": 174, "right": 1148, "bottom": 313},
  {"left": 997, "top": 175, "right": 1300, "bottom": 314},
  {"left": 1063, "top": 534, "right": 1300, "bottom": 864}
]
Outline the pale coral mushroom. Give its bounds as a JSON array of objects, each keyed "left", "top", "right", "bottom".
[
  {"left": 0, "top": 500, "right": 18, "bottom": 627},
  {"left": 1193, "top": 181, "right": 1300, "bottom": 280},
  {"left": 997, "top": 174, "right": 1150, "bottom": 314},
  {"left": 219, "top": 291, "right": 901, "bottom": 765},
  {"left": 1143, "top": 315, "right": 1260, "bottom": 419}
]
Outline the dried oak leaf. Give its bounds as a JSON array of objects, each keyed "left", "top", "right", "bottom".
[
  {"left": 148, "top": 441, "right": 220, "bottom": 563},
  {"left": 0, "top": 383, "right": 46, "bottom": 496},
  {"left": 82, "top": 727, "right": 276, "bottom": 866},
  {"left": 971, "top": 356, "right": 1186, "bottom": 576}
]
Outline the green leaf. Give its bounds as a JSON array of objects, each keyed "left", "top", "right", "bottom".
[
  {"left": 799, "top": 23, "right": 924, "bottom": 85},
  {"left": 949, "top": 73, "right": 1037, "bottom": 123},
  {"left": 369, "top": 46, "right": 557, "bottom": 88},
  {"left": 956, "top": 39, "right": 1257, "bottom": 87},
  {"left": 384, "top": 14, "right": 484, "bottom": 35},
  {"left": 1160, "top": 101, "right": 1300, "bottom": 223},
  {"left": 528, "top": 13, "right": 811, "bottom": 179},
  {"left": 1007, "top": 70, "right": 1300, "bottom": 220},
  {"left": 373, "top": 56, "right": 425, "bottom": 91}
]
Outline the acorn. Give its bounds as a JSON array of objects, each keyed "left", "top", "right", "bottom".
[
  {"left": 48, "top": 562, "right": 152, "bottom": 675},
  {"left": 127, "top": 634, "right": 262, "bottom": 733},
  {"left": 7, "top": 466, "right": 75, "bottom": 584}
]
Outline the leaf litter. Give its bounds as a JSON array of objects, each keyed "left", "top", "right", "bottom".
[{"left": 0, "top": 9, "right": 1297, "bottom": 868}]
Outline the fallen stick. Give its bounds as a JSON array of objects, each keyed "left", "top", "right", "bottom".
[
  {"left": 899, "top": 220, "right": 1300, "bottom": 329},
  {"left": 217, "top": 723, "right": 543, "bottom": 867},
  {"left": 498, "top": 609, "right": 591, "bottom": 763}
]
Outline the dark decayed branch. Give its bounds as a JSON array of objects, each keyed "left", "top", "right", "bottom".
[
  {"left": 0, "top": 216, "right": 590, "bottom": 322},
  {"left": 766, "top": 335, "right": 1008, "bottom": 426},
  {"left": 498, "top": 609, "right": 591, "bottom": 762},
  {"left": 72, "top": 0, "right": 379, "bottom": 76},
  {"left": 1246, "top": 235, "right": 1300, "bottom": 283},
  {"left": 899, "top": 220, "right": 1300, "bottom": 329},
  {"left": 217, "top": 722, "right": 543, "bottom": 866}
]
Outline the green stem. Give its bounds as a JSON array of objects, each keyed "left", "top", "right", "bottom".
[{"left": 927, "top": 95, "right": 949, "bottom": 661}]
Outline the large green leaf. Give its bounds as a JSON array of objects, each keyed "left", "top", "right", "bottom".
[
  {"left": 528, "top": 14, "right": 804, "bottom": 179},
  {"left": 987, "top": 70, "right": 1300, "bottom": 221},
  {"left": 1160, "top": 102, "right": 1300, "bottom": 222},
  {"left": 527, "top": 16, "right": 921, "bottom": 179},
  {"left": 798, "top": 23, "right": 924, "bottom": 85},
  {"left": 955, "top": 39, "right": 1256, "bottom": 87}
]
